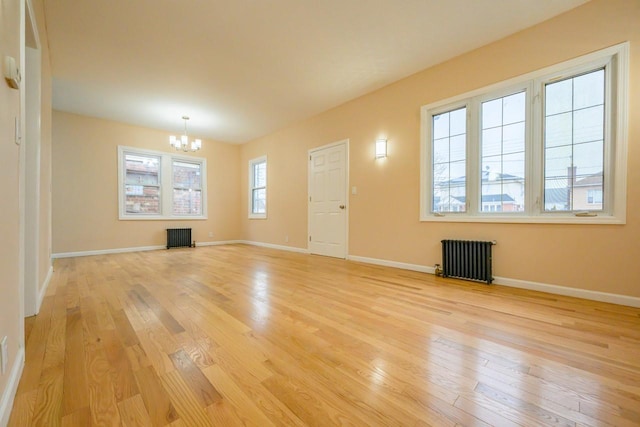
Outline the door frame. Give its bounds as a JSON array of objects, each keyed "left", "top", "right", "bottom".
[
  {"left": 23, "top": 0, "right": 42, "bottom": 317},
  {"left": 307, "top": 139, "right": 349, "bottom": 258}
]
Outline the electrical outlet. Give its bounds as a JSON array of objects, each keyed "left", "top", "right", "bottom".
[
  {"left": 208, "top": 231, "right": 213, "bottom": 238},
  {"left": 1, "top": 336, "right": 7, "bottom": 375}
]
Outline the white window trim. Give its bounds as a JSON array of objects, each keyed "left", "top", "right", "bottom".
[
  {"left": 420, "top": 42, "right": 628, "bottom": 224},
  {"left": 248, "top": 155, "right": 267, "bottom": 219},
  {"left": 117, "top": 145, "right": 207, "bottom": 220}
]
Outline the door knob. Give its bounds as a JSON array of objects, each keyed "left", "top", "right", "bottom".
[{"left": 339, "top": 205, "right": 345, "bottom": 209}]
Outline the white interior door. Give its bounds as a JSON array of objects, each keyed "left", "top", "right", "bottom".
[{"left": 308, "top": 140, "right": 348, "bottom": 258}]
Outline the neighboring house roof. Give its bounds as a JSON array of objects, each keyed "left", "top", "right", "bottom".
[
  {"left": 544, "top": 188, "right": 569, "bottom": 205},
  {"left": 482, "top": 194, "right": 515, "bottom": 203},
  {"left": 575, "top": 172, "right": 603, "bottom": 187},
  {"left": 443, "top": 170, "right": 523, "bottom": 185}
]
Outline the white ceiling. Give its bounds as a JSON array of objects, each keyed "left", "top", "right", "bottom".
[{"left": 44, "top": 0, "right": 587, "bottom": 144}]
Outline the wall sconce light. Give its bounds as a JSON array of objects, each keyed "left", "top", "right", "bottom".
[{"left": 375, "top": 138, "right": 387, "bottom": 158}]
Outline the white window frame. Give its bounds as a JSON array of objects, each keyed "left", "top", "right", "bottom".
[
  {"left": 420, "top": 42, "right": 628, "bottom": 224},
  {"left": 117, "top": 146, "right": 207, "bottom": 220},
  {"left": 248, "top": 155, "right": 267, "bottom": 219}
]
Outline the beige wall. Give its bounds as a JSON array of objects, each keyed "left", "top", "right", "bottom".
[
  {"left": 0, "top": 0, "right": 23, "bottom": 403},
  {"left": 52, "top": 112, "right": 240, "bottom": 253},
  {"left": 240, "top": 0, "right": 640, "bottom": 298}
]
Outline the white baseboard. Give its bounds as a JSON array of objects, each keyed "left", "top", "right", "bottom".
[
  {"left": 494, "top": 275, "right": 640, "bottom": 308},
  {"left": 0, "top": 347, "right": 25, "bottom": 427},
  {"left": 348, "top": 255, "right": 436, "bottom": 274},
  {"left": 51, "top": 240, "right": 246, "bottom": 258},
  {"left": 52, "top": 245, "right": 166, "bottom": 259},
  {"left": 196, "top": 240, "right": 242, "bottom": 247},
  {"left": 237, "top": 240, "right": 310, "bottom": 254},
  {"left": 348, "top": 254, "right": 640, "bottom": 308},
  {"left": 36, "top": 266, "right": 54, "bottom": 314}
]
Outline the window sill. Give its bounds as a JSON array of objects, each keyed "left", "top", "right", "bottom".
[
  {"left": 248, "top": 214, "right": 267, "bottom": 220},
  {"left": 119, "top": 215, "right": 208, "bottom": 221},
  {"left": 419, "top": 214, "right": 625, "bottom": 225}
]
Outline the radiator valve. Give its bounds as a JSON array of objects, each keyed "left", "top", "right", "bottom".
[{"left": 434, "top": 264, "right": 443, "bottom": 277}]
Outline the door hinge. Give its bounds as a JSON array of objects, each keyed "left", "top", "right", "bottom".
[
  {"left": 309, "top": 196, "right": 312, "bottom": 202},
  {"left": 309, "top": 236, "right": 311, "bottom": 241},
  {"left": 309, "top": 155, "right": 312, "bottom": 161}
]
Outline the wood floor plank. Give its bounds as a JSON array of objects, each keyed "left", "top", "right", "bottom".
[
  {"left": 125, "top": 344, "right": 152, "bottom": 372},
  {"left": 168, "top": 349, "right": 222, "bottom": 407},
  {"left": 8, "top": 245, "right": 640, "bottom": 426},
  {"left": 117, "top": 394, "right": 153, "bottom": 427},
  {"left": 261, "top": 372, "right": 348, "bottom": 427},
  {"left": 160, "top": 370, "right": 215, "bottom": 427},
  {"left": 101, "top": 329, "right": 140, "bottom": 402},
  {"left": 202, "top": 364, "right": 275, "bottom": 427},
  {"left": 130, "top": 286, "right": 185, "bottom": 335},
  {"left": 109, "top": 308, "right": 141, "bottom": 347},
  {"left": 83, "top": 339, "right": 121, "bottom": 427},
  {"left": 133, "top": 365, "right": 179, "bottom": 426},
  {"left": 7, "top": 389, "right": 37, "bottom": 427},
  {"left": 60, "top": 407, "right": 91, "bottom": 427},
  {"left": 31, "top": 364, "right": 64, "bottom": 427},
  {"left": 197, "top": 339, "right": 307, "bottom": 427},
  {"left": 205, "top": 400, "right": 251, "bottom": 427},
  {"left": 62, "top": 306, "right": 89, "bottom": 416},
  {"left": 135, "top": 327, "right": 176, "bottom": 376}
]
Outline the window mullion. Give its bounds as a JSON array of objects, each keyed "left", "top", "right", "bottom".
[
  {"left": 161, "top": 155, "right": 172, "bottom": 216},
  {"left": 528, "top": 81, "right": 541, "bottom": 216},
  {"left": 467, "top": 100, "right": 480, "bottom": 214}
]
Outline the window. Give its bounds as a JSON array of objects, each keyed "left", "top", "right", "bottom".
[
  {"left": 118, "top": 146, "right": 207, "bottom": 220},
  {"left": 481, "top": 91, "right": 526, "bottom": 213},
  {"left": 123, "top": 153, "right": 161, "bottom": 214},
  {"left": 249, "top": 156, "right": 267, "bottom": 219},
  {"left": 544, "top": 69, "right": 604, "bottom": 212},
  {"left": 172, "top": 161, "right": 202, "bottom": 216},
  {"left": 421, "top": 43, "right": 628, "bottom": 224}
]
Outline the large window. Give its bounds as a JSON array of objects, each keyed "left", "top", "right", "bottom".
[
  {"left": 172, "top": 161, "right": 202, "bottom": 216},
  {"left": 118, "top": 146, "right": 207, "bottom": 220},
  {"left": 421, "top": 43, "right": 628, "bottom": 224},
  {"left": 248, "top": 156, "right": 267, "bottom": 219}
]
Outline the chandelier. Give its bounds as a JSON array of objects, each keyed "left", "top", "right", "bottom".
[{"left": 169, "top": 116, "right": 202, "bottom": 152}]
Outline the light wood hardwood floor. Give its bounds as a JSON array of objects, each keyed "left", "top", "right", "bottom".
[{"left": 8, "top": 244, "right": 640, "bottom": 426}]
